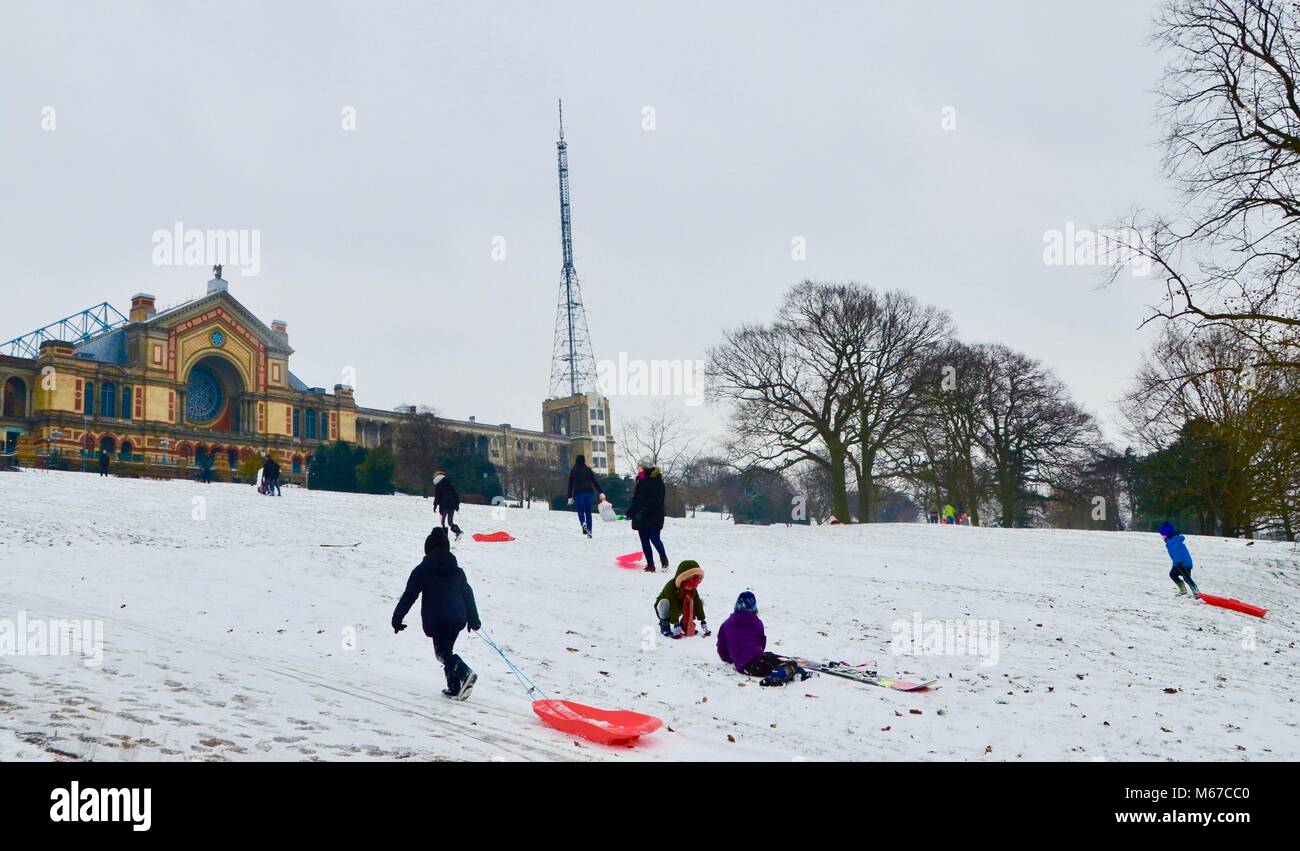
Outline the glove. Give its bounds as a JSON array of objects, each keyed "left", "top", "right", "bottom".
[
  {"left": 567, "top": 498, "right": 574, "bottom": 506},
  {"left": 700, "top": 621, "right": 711, "bottom": 637},
  {"left": 468, "top": 620, "right": 481, "bottom": 633},
  {"left": 393, "top": 622, "right": 407, "bottom": 634}
]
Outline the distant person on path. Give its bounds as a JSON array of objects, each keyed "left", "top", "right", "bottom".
[
  {"left": 199, "top": 452, "right": 214, "bottom": 484},
  {"left": 627, "top": 459, "right": 668, "bottom": 572},
  {"left": 716, "top": 591, "right": 808, "bottom": 687},
  {"left": 98, "top": 449, "right": 110, "bottom": 477},
  {"left": 943, "top": 503, "right": 956, "bottom": 525},
  {"left": 391, "top": 527, "right": 481, "bottom": 700},
  {"left": 566, "top": 454, "right": 605, "bottom": 538},
  {"left": 433, "top": 471, "right": 463, "bottom": 540},
  {"left": 1160, "top": 522, "right": 1200, "bottom": 599},
  {"left": 262, "top": 455, "right": 281, "bottom": 496}
]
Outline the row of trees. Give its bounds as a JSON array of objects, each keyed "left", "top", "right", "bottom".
[{"left": 704, "top": 281, "right": 1103, "bottom": 527}]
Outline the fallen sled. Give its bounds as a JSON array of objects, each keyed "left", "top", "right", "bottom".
[
  {"left": 472, "top": 531, "right": 516, "bottom": 543},
  {"left": 616, "top": 551, "right": 647, "bottom": 569},
  {"left": 477, "top": 630, "right": 662, "bottom": 746},
  {"left": 1199, "top": 593, "right": 1268, "bottom": 618}
]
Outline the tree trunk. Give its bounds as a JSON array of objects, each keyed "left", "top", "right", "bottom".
[
  {"left": 856, "top": 467, "right": 875, "bottom": 524},
  {"left": 827, "top": 449, "right": 852, "bottom": 524}
]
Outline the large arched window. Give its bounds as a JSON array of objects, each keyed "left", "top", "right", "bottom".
[
  {"left": 121, "top": 440, "right": 134, "bottom": 459},
  {"left": 122, "top": 386, "right": 132, "bottom": 420},
  {"left": 83, "top": 381, "right": 95, "bottom": 416},
  {"left": 227, "top": 447, "right": 238, "bottom": 469},
  {"left": 305, "top": 407, "right": 317, "bottom": 439}
]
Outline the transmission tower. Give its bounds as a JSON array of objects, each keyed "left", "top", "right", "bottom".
[{"left": 548, "top": 99, "right": 600, "bottom": 399}]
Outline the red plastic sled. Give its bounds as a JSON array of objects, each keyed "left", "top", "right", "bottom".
[
  {"left": 616, "top": 551, "right": 646, "bottom": 569},
  {"left": 1200, "top": 593, "right": 1268, "bottom": 618},
  {"left": 472, "top": 531, "right": 515, "bottom": 543},
  {"left": 532, "top": 699, "right": 663, "bottom": 745}
]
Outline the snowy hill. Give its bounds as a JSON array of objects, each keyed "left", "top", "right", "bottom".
[{"left": 1, "top": 469, "right": 1297, "bottom": 761}]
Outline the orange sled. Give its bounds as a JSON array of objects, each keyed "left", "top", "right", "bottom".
[
  {"left": 472, "top": 531, "right": 516, "bottom": 542},
  {"left": 532, "top": 699, "right": 663, "bottom": 745},
  {"left": 1199, "top": 593, "right": 1267, "bottom": 618}
]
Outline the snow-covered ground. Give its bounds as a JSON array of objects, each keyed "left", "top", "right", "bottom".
[{"left": 1, "top": 469, "right": 1297, "bottom": 761}]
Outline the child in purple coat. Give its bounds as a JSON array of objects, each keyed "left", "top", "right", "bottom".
[{"left": 716, "top": 591, "right": 808, "bottom": 686}]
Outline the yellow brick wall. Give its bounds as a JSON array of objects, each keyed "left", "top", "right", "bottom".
[
  {"left": 265, "top": 401, "right": 292, "bottom": 437},
  {"left": 338, "top": 409, "right": 356, "bottom": 443},
  {"left": 35, "top": 367, "right": 78, "bottom": 413},
  {"left": 145, "top": 385, "right": 175, "bottom": 424}
]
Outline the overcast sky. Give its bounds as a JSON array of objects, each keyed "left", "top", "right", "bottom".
[{"left": 2, "top": 1, "right": 1175, "bottom": 457}]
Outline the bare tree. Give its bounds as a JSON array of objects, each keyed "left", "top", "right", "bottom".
[
  {"left": 510, "top": 455, "right": 564, "bottom": 507},
  {"left": 843, "top": 289, "right": 953, "bottom": 522},
  {"left": 618, "top": 401, "right": 701, "bottom": 481},
  {"left": 894, "top": 342, "right": 993, "bottom": 524},
  {"left": 394, "top": 406, "right": 450, "bottom": 498},
  {"left": 708, "top": 282, "right": 866, "bottom": 522},
  {"left": 969, "top": 345, "right": 1102, "bottom": 527},
  {"left": 1111, "top": 0, "right": 1300, "bottom": 370}
]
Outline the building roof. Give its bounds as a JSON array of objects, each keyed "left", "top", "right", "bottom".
[{"left": 72, "top": 328, "right": 128, "bottom": 365}]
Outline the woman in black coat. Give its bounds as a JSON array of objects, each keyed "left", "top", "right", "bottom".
[{"left": 626, "top": 458, "right": 668, "bottom": 572}]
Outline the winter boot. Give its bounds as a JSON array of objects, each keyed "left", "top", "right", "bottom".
[
  {"left": 660, "top": 555, "right": 670, "bottom": 572},
  {"left": 760, "top": 665, "right": 793, "bottom": 687},
  {"left": 644, "top": 563, "right": 656, "bottom": 572},
  {"left": 1174, "top": 582, "right": 1188, "bottom": 597},
  {"left": 659, "top": 619, "right": 673, "bottom": 638},
  {"left": 456, "top": 668, "right": 478, "bottom": 701}
]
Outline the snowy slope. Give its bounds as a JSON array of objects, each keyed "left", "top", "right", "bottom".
[{"left": 1, "top": 469, "right": 1297, "bottom": 761}]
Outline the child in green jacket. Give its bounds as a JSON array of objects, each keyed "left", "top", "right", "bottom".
[{"left": 654, "top": 560, "right": 710, "bottom": 639}]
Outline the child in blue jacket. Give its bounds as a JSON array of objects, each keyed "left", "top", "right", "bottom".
[{"left": 1159, "top": 522, "right": 1200, "bottom": 599}]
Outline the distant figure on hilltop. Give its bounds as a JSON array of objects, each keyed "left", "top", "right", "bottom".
[
  {"left": 98, "top": 449, "right": 110, "bottom": 477},
  {"left": 433, "top": 470, "right": 463, "bottom": 540},
  {"left": 262, "top": 455, "right": 281, "bottom": 496},
  {"left": 566, "top": 454, "right": 605, "bottom": 539}
]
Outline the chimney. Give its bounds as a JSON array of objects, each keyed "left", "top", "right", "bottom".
[
  {"left": 271, "top": 320, "right": 288, "bottom": 345},
  {"left": 129, "top": 293, "right": 156, "bottom": 322}
]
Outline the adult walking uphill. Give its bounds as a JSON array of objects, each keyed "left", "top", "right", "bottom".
[
  {"left": 433, "top": 470, "right": 463, "bottom": 541},
  {"left": 566, "top": 454, "right": 605, "bottom": 539},
  {"left": 391, "top": 528, "right": 482, "bottom": 700},
  {"left": 627, "top": 459, "right": 668, "bottom": 572}
]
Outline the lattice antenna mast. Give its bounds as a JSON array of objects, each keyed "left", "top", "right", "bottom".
[{"left": 549, "top": 99, "right": 599, "bottom": 398}]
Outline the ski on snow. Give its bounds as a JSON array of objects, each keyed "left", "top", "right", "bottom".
[{"left": 789, "top": 658, "right": 937, "bottom": 692}]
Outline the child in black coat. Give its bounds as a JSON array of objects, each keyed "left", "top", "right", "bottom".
[{"left": 392, "top": 527, "right": 482, "bottom": 699}]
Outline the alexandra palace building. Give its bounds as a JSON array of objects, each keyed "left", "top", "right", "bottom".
[{"left": 0, "top": 268, "right": 615, "bottom": 484}]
